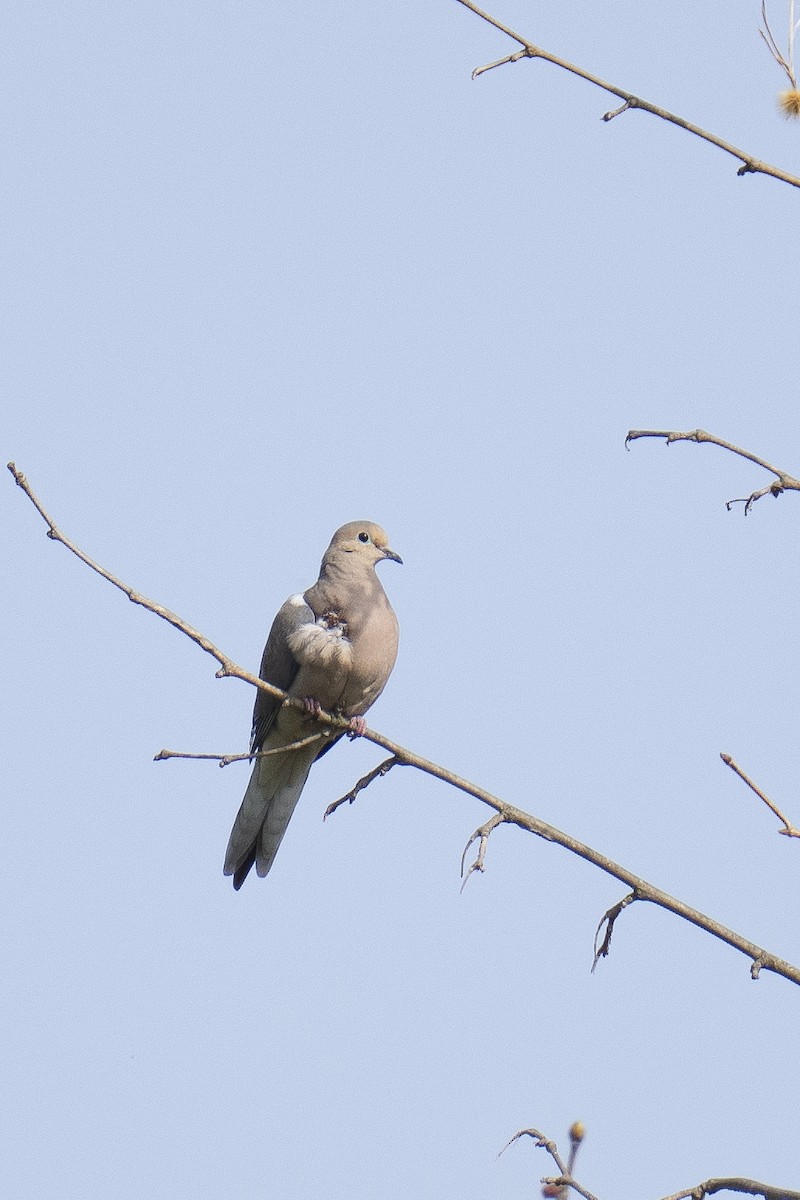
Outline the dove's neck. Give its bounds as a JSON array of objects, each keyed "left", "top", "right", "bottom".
[{"left": 308, "top": 555, "right": 383, "bottom": 618}]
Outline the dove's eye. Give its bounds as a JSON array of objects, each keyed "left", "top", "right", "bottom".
[{"left": 358, "top": 531, "right": 370, "bottom": 543}]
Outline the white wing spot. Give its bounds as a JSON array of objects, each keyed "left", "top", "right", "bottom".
[{"left": 287, "top": 622, "right": 354, "bottom": 671}]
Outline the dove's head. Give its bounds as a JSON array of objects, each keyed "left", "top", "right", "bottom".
[{"left": 325, "top": 521, "right": 403, "bottom": 569}]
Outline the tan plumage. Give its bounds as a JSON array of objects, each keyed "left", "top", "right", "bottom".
[{"left": 224, "top": 522, "right": 401, "bottom": 889}]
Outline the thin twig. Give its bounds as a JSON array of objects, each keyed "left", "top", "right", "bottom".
[
  {"left": 720, "top": 754, "right": 800, "bottom": 838},
  {"left": 761, "top": 0, "right": 798, "bottom": 88},
  {"left": 453, "top": 0, "right": 800, "bottom": 190},
  {"left": 625, "top": 429, "right": 800, "bottom": 513},
  {"left": 324, "top": 756, "right": 400, "bottom": 819},
  {"left": 460, "top": 812, "right": 506, "bottom": 891},
  {"left": 499, "top": 1128, "right": 568, "bottom": 1174},
  {"left": 10, "top": 461, "right": 800, "bottom": 988},
  {"left": 154, "top": 733, "right": 325, "bottom": 768}
]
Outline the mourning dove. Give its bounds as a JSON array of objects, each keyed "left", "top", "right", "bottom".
[{"left": 224, "top": 521, "right": 402, "bottom": 889}]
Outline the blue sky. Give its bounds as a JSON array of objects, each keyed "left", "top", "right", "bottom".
[{"left": 5, "top": 2, "right": 800, "bottom": 1197}]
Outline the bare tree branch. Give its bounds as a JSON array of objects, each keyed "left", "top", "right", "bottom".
[
  {"left": 6, "top": 462, "right": 344, "bottom": 726},
  {"left": 658, "top": 1178, "right": 800, "bottom": 1200},
  {"left": 453, "top": 0, "right": 800, "bottom": 190},
  {"left": 720, "top": 754, "right": 800, "bottom": 839},
  {"left": 504, "top": 1126, "right": 800, "bottom": 1200},
  {"left": 499, "top": 1127, "right": 568, "bottom": 1174},
  {"left": 154, "top": 734, "right": 326, "bottom": 768},
  {"left": 460, "top": 811, "right": 506, "bottom": 890},
  {"left": 501, "top": 1126, "right": 599, "bottom": 1200},
  {"left": 10, "top": 461, "right": 800, "bottom": 987},
  {"left": 324, "top": 756, "right": 400, "bottom": 819},
  {"left": 625, "top": 429, "right": 800, "bottom": 513},
  {"left": 760, "top": 0, "right": 799, "bottom": 92},
  {"left": 540, "top": 1178, "right": 600, "bottom": 1200}
]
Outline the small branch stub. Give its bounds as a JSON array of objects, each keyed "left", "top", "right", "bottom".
[
  {"left": 472, "top": 47, "right": 530, "bottom": 79},
  {"left": 602, "top": 99, "right": 633, "bottom": 121}
]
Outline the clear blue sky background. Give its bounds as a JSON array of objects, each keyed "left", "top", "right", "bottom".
[{"left": 5, "top": 2, "right": 800, "bottom": 1197}]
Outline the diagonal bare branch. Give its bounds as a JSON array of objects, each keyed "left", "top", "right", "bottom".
[
  {"left": 6, "top": 462, "right": 334, "bottom": 723},
  {"left": 9, "top": 461, "right": 800, "bottom": 988},
  {"left": 453, "top": 0, "right": 800, "bottom": 189}
]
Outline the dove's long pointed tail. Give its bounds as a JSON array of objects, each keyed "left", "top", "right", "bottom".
[{"left": 224, "top": 744, "right": 317, "bottom": 889}]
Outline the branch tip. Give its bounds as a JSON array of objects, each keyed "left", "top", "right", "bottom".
[{"left": 602, "top": 99, "right": 631, "bottom": 121}]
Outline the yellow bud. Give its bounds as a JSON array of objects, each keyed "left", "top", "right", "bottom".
[{"left": 569, "top": 1121, "right": 585, "bottom": 1144}]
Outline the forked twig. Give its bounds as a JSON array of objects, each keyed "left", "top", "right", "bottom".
[
  {"left": 501, "top": 1126, "right": 597, "bottom": 1200},
  {"left": 760, "top": 0, "right": 799, "bottom": 90},
  {"left": 626, "top": 429, "right": 800, "bottom": 513},
  {"left": 502, "top": 1127, "right": 800, "bottom": 1200},
  {"left": 460, "top": 812, "right": 506, "bottom": 891}
]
